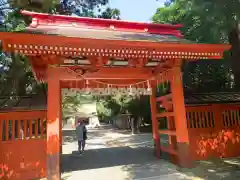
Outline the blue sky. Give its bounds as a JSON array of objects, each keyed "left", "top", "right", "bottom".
[{"left": 109, "top": 0, "right": 165, "bottom": 22}]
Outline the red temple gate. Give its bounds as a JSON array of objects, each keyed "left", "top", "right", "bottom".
[{"left": 0, "top": 10, "right": 231, "bottom": 180}]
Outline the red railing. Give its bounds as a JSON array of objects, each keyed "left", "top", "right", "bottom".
[{"left": 0, "top": 110, "right": 47, "bottom": 180}]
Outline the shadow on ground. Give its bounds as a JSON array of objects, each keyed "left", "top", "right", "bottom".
[
  {"left": 61, "top": 146, "right": 157, "bottom": 172},
  {"left": 176, "top": 158, "right": 240, "bottom": 180},
  {"left": 121, "top": 155, "right": 240, "bottom": 180},
  {"left": 61, "top": 127, "right": 180, "bottom": 179},
  {"left": 60, "top": 146, "right": 183, "bottom": 180},
  {"left": 61, "top": 126, "right": 240, "bottom": 180}
]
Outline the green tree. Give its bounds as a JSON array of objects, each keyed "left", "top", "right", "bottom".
[
  {"left": 98, "top": 7, "right": 120, "bottom": 19},
  {"left": 127, "top": 96, "right": 151, "bottom": 124},
  {"left": 96, "top": 95, "right": 132, "bottom": 122},
  {"left": 190, "top": 0, "right": 240, "bottom": 89},
  {"left": 0, "top": 0, "right": 121, "bottom": 97},
  {"left": 62, "top": 93, "right": 94, "bottom": 120},
  {"left": 152, "top": 0, "right": 236, "bottom": 92}
]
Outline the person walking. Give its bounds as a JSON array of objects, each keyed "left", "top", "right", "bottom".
[{"left": 76, "top": 118, "right": 87, "bottom": 154}]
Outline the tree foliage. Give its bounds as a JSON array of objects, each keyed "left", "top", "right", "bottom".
[
  {"left": 0, "top": 0, "right": 123, "bottom": 121},
  {"left": 62, "top": 93, "right": 94, "bottom": 119},
  {"left": 0, "top": 0, "right": 121, "bottom": 97},
  {"left": 153, "top": 0, "right": 239, "bottom": 92},
  {"left": 96, "top": 94, "right": 151, "bottom": 124}
]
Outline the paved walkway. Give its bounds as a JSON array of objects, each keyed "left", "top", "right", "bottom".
[
  {"left": 61, "top": 125, "right": 195, "bottom": 180},
  {"left": 60, "top": 125, "right": 240, "bottom": 180}
]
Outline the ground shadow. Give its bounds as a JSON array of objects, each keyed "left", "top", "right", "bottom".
[
  {"left": 122, "top": 155, "right": 240, "bottom": 180},
  {"left": 60, "top": 127, "right": 185, "bottom": 179},
  {"left": 177, "top": 158, "right": 240, "bottom": 180},
  {"left": 122, "top": 163, "right": 189, "bottom": 180},
  {"left": 61, "top": 146, "right": 158, "bottom": 172},
  {"left": 61, "top": 126, "right": 240, "bottom": 180}
]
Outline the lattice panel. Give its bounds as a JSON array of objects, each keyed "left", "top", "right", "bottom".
[
  {"left": 186, "top": 111, "right": 215, "bottom": 129},
  {"left": 222, "top": 109, "right": 240, "bottom": 127}
]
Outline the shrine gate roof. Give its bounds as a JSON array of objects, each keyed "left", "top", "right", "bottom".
[
  {"left": 0, "top": 10, "right": 231, "bottom": 83},
  {"left": 21, "top": 10, "right": 190, "bottom": 43}
]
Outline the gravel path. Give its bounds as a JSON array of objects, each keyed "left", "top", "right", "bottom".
[{"left": 60, "top": 125, "right": 199, "bottom": 180}]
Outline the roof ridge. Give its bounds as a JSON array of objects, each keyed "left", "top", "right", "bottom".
[
  {"left": 21, "top": 10, "right": 182, "bottom": 28},
  {"left": 21, "top": 10, "right": 183, "bottom": 37}
]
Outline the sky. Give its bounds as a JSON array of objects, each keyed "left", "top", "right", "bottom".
[{"left": 109, "top": 0, "right": 165, "bottom": 22}]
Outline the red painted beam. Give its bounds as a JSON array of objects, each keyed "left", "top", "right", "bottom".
[
  {"left": 156, "top": 94, "right": 172, "bottom": 102},
  {"left": 156, "top": 112, "right": 174, "bottom": 118}
]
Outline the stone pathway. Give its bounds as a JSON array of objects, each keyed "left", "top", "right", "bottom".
[
  {"left": 60, "top": 125, "right": 240, "bottom": 180},
  {"left": 61, "top": 125, "right": 195, "bottom": 180}
]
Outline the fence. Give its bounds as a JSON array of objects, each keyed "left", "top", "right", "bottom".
[
  {"left": 186, "top": 104, "right": 240, "bottom": 160},
  {"left": 0, "top": 110, "right": 47, "bottom": 180}
]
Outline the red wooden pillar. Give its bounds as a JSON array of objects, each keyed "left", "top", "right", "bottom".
[
  {"left": 150, "top": 80, "right": 160, "bottom": 158},
  {"left": 47, "top": 67, "right": 61, "bottom": 180},
  {"left": 171, "top": 64, "right": 192, "bottom": 167},
  {"left": 60, "top": 93, "right": 63, "bottom": 154}
]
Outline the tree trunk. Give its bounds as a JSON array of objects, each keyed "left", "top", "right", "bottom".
[
  {"left": 136, "top": 117, "right": 141, "bottom": 133},
  {"left": 130, "top": 116, "right": 141, "bottom": 134},
  {"left": 229, "top": 24, "right": 240, "bottom": 89},
  {"left": 131, "top": 117, "right": 135, "bottom": 134}
]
